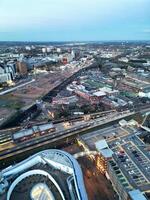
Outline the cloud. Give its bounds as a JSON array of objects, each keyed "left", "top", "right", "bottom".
[{"left": 143, "top": 29, "right": 150, "bottom": 33}]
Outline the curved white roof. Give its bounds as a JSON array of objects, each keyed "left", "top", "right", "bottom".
[{"left": 0, "top": 149, "right": 88, "bottom": 200}]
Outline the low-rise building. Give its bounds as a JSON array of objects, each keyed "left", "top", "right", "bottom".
[
  {"left": 95, "top": 139, "right": 113, "bottom": 174},
  {"left": 77, "top": 119, "right": 150, "bottom": 200}
]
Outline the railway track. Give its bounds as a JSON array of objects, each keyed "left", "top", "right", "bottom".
[
  {"left": 0, "top": 127, "right": 20, "bottom": 144},
  {"left": 0, "top": 110, "right": 116, "bottom": 144},
  {"left": 0, "top": 123, "right": 91, "bottom": 159}
]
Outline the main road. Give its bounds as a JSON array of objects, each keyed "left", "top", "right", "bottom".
[{"left": 0, "top": 109, "right": 141, "bottom": 167}]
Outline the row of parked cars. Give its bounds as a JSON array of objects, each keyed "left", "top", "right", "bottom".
[{"left": 116, "top": 148, "right": 147, "bottom": 184}]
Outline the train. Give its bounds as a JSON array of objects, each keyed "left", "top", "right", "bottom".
[{"left": 12, "top": 123, "right": 56, "bottom": 143}]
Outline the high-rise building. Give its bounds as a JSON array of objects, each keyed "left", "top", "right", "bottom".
[{"left": 16, "top": 61, "right": 28, "bottom": 75}]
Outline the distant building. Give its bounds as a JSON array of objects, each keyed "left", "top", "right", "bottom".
[
  {"left": 0, "top": 63, "right": 16, "bottom": 83},
  {"left": 16, "top": 61, "right": 28, "bottom": 75},
  {"left": 25, "top": 46, "right": 31, "bottom": 51},
  {"left": 42, "top": 47, "right": 47, "bottom": 53},
  {"left": 120, "top": 78, "right": 150, "bottom": 94},
  {"left": 57, "top": 48, "right": 61, "bottom": 53},
  {"left": 61, "top": 52, "right": 75, "bottom": 64},
  {"left": 52, "top": 95, "right": 78, "bottom": 105},
  {"left": 74, "top": 89, "right": 104, "bottom": 104},
  {"left": 118, "top": 57, "right": 129, "bottom": 63}
]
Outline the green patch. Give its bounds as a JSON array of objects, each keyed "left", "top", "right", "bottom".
[
  {"left": 85, "top": 79, "right": 112, "bottom": 89},
  {"left": 0, "top": 96, "right": 23, "bottom": 110},
  {"left": 120, "top": 91, "right": 138, "bottom": 97}
]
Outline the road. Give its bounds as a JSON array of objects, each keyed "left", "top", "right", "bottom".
[
  {"left": 0, "top": 110, "right": 116, "bottom": 147},
  {"left": 0, "top": 61, "right": 96, "bottom": 129},
  {"left": 0, "top": 110, "right": 139, "bottom": 161},
  {"left": 0, "top": 79, "right": 35, "bottom": 96},
  {"left": 0, "top": 106, "right": 149, "bottom": 162}
]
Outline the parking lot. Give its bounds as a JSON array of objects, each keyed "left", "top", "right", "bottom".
[
  {"left": 123, "top": 142, "right": 150, "bottom": 181},
  {"left": 112, "top": 140, "right": 150, "bottom": 192}
]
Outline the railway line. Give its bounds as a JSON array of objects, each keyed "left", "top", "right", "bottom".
[
  {"left": 0, "top": 62, "right": 97, "bottom": 129},
  {"left": 0, "top": 123, "right": 91, "bottom": 159},
  {"left": 0, "top": 107, "right": 149, "bottom": 164},
  {"left": 0, "top": 110, "right": 116, "bottom": 144},
  {"left": 0, "top": 127, "right": 20, "bottom": 144}
]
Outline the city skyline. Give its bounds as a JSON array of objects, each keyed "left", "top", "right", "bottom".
[
  {"left": 0, "top": 0, "right": 150, "bottom": 41},
  {"left": 0, "top": 5, "right": 150, "bottom": 199}
]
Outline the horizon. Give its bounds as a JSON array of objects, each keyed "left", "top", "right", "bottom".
[{"left": 0, "top": 39, "right": 150, "bottom": 43}]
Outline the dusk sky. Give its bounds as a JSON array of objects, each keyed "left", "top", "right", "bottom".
[{"left": 0, "top": 0, "right": 150, "bottom": 41}]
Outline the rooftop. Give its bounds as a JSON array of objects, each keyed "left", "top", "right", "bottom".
[
  {"left": 100, "top": 148, "right": 113, "bottom": 158},
  {"left": 93, "top": 91, "right": 106, "bottom": 97},
  {"left": 128, "top": 189, "right": 147, "bottom": 200},
  {"left": 95, "top": 139, "right": 108, "bottom": 150},
  {"left": 78, "top": 118, "right": 150, "bottom": 198},
  {"left": 109, "top": 131, "right": 150, "bottom": 193},
  {"left": 0, "top": 149, "right": 88, "bottom": 200}
]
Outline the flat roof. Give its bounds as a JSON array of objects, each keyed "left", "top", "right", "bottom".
[
  {"left": 79, "top": 125, "right": 124, "bottom": 150},
  {"left": 95, "top": 139, "right": 108, "bottom": 150},
  {"left": 93, "top": 91, "right": 106, "bottom": 97},
  {"left": 110, "top": 137, "right": 150, "bottom": 192},
  {"left": 129, "top": 189, "right": 147, "bottom": 200},
  {"left": 99, "top": 149, "right": 113, "bottom": 158}
]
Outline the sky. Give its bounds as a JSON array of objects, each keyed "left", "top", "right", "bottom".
[{"left": 0, "top": 0, "right": 150, "bottom": 41}]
